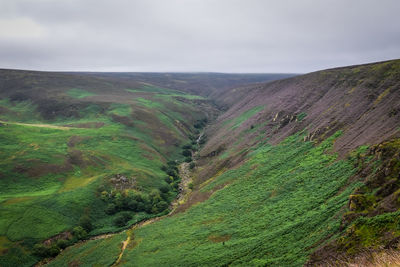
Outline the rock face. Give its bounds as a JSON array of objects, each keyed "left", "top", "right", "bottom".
[
  {"left": 110, "top": 174, "right": 136, "bottom": 190},
  {"left": 306, "top": 137, "right": 400, "bottom": 265}
]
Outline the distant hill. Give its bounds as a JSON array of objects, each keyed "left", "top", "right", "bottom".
[{"left": 77, "top": 72, "right": 297, "bottom": 98}]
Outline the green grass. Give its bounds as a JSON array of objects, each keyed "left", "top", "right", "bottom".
[
  {"left": 225, "top": 105, "right": 265, "bottom": 130},
  {"left": 0, "top": 235, "right": 37, "bottom": 267},
  {"left": 0, "top": 83, "right": 209, "bottom": 265},
  {"left": 56, "top": 131, "right": 358, "bottom": 266},
  {"left": 66, "top": 88, "right": 96, "bottom": 99},
  {"left": 46, "top": 233, "right": 126, "bottom": 267},
  {"left": 339, "top": 210, "right": 400, "bottom": 253},
  {"left": 0, "top": 99, "right": 41, "bottom": 123},
  {"left": 135, "top": 97, "right": 164, "bottom": 109},
  {"left": 297, "top": 112, "right": 307, "bottom": 122},
  {"left": 108, "top": 103, "right": 132, "bottom": 116},
  {"left": 120, "top": 131, "right": 356, "bottom": 266},
  {"left": 0, "top": 116, "right": 168, "bottom": 241}
]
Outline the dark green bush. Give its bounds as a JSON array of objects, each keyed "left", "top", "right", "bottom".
[
  {"left": 100, "top": 191, "right": 109, "bottom": 201},
  {"left": 171, "top": 182, "right": 179, "bottom": 190},
  {"left": 79, "top": 215, "right": 93, "bottom": 232},
  {"left": 56, "top": 239, "right": 69, "bottom": 249},
  {"left": 137, "top": 202, "right": 145, "bottom": 211},
  {"left": 189, "top": 162, "right": 195, "bottom": 169},
  {"left": 194, "top": 118, "right": 208, "bottom": 129},
  {"left": 152, "top": 201, "right": 169, "bottom": 214},
  {"left": 182, "top": 150, "right": 191, "bottom": 157},
  {"left": 144, "top": 202, "right": 153, "bottom": 213},
  {"left": 166, "top": 168, "right": 178, "bottom": 178},
  {"left": 127, "top": 199, "right": 138, "bottom": 211},
  {"left": 150, "top": 189, "right": 162, "bottom": 203},
  {"left": 167, "top": 161, "right": 177, "bottom": 167},
  {"left": 159, "top": 185, "right": 170, "bottom": 193},
  {"left": 47, "top": 245, "right": 61, "bottom": 257},
  {"left": 105, "top": 203, "right": 117, "bottom": 215},
  {"left": 33, "top": 241, "right": 67, "bottom": 258},
  {"left": 72, "top": 226, "right": 87, "bottom": 240},
  {"left": 165, "top": 176, "right": 174, "bottom": 183},
  {"left": 113, "top": 212, "right": 132, "bottom": 227},
  {"left": 33, "top": 244, "right": 49, "bottom": 257},
  {"left": 182, "top": 144, "right": 192, "bottom": 149},
  {"left": 113, "top": 192, "right": 124, "bottom": 209}
]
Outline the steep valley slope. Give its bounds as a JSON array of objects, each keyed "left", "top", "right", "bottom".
[
  {"left": 46, "top": 59, "right": 400, "bottom": 267},
  {"left": 1, "top": 60, "right": 400, "bottom": 266},
  {"left": 0, "top": 70, "right": 287, "bottom": 266}
]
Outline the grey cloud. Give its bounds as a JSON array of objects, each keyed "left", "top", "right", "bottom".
[{"left": 0, "top": 0, "right": 399, "bottom": 72}]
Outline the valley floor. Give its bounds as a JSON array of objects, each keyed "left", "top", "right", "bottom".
[
  {"left": 47, "top": 131, "right": 359, "bottom": 266},
  {"left": 44, "top": 160, "right": 196, "bottom": 267}
]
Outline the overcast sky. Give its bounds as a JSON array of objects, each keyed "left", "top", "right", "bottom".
[{"left": 0, "top": 0, "right": 399, "bottom": 73}]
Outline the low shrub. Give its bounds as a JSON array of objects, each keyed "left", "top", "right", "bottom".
[
  {"left": 72, "top": 226, "right": 87, "bottom": 240},
  {"left": 113, "top": 212, "right": 132, "bottom": 227}
]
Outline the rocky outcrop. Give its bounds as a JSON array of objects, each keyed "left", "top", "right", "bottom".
[{"left": 110, "top": 174, "right": 137, "bottom": 190}]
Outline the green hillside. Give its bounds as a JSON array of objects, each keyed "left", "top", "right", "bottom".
[
  {"left": 1, "top": 60, "right": 400, "bottom": 266},
  {"left": 0, "top": 79, "right": 214, "bottom": 266},
  {"left": 48, "top": 131, "right": 360, "bottom": 266}
]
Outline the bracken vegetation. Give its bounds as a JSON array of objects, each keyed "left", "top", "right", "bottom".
[{"left": 53, "top": 131, "right": 361, "bottom": 266}]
